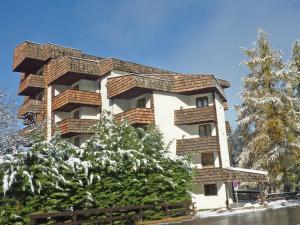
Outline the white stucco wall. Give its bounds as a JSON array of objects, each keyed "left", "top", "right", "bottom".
[
  {"left": 53, "top": 84, "right": 68, "bottom": 96},
  {"left": 71, "top": 79, "right": 97, "bottom": 92},
  {"left": 215, "top": 93, "right": 230, "bottom": 168},
  {"left": 191, "top": 182, "right": 229, "bottom": 210},
  {"left": 153, "top": 91, "right": 216, "bottom": 156},
  {"left": 47, "top": 86, "right": 52, "bottom": 141},
  {"left": 54, "top": 111, "right": 69, "bottom": 123}
]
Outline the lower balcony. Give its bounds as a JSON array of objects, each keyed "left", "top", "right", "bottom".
[
  {"left": 18, "top": 99, "right": 44, "bottom": 118},
  {"left": 52, "top": 90, "right": 101, "bottom": 112},
  {"left": 114, "top": 108, "right": 155, "bottom": 126},
  {"left": 174, "top": 106, "right": 217, "bottom": 125},
  {"left": 194, "top": 168, "right": 268, "bottom": 183},
  {"left": 18, "top": 74, "right": 44, "bottom": 96},
  {"left": 56, "top": 118, "right": 98, "bottom": 137},
  {"left": 176, "top": 136, "right": 220, "bottom": 156}
]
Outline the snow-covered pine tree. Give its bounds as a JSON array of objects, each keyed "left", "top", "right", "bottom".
[
  {"left": 236, "top": 30, "right": 300, "bottom": 191},
  {"left": 284, "top": 40, "right": 300, "bottom": 190},
  {"left": 0, "top": 88, "right": 27, "bottom": 154},
  {"left": 0, "top": 112, "right": 192, "bottom": 224}
]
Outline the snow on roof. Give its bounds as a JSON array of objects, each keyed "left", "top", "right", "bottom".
[{"left": 228, "top": 167, "right": 268, "bottom": 175}]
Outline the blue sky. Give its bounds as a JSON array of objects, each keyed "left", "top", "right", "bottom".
[{"left": 1, "top": 0, "right": 300, "bottom": 126}]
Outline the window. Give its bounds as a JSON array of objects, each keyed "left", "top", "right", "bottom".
[
  {"left": 196, "top": 97, "right": 208, "bottom": 108},
  {"left": 201, "top": 153, "right": 215, "bottom": 167},
  {"left": 73, "top": 110, "right": 80, "bottom": 119},
  {"left": 199, "top": 124, "right": 212, "bottom": 137},
  {"left": 137, "top": 98, "right": 146, "bottom": 108},
  {"left": 204, "top": 184, "right": 218, "bottom": 196},
  {"left": 73, "top": 85, "right": 79, "bottom": 90},
  {"left": 74, "top": 137, "right": 80, "bottom": 147},
  {"left": 98, "top": 81, "right": 101, "bottom": 91}
]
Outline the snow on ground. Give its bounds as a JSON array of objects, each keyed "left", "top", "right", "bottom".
[{"left": 197, "top": 199, "right": 300, "bottom": 218}]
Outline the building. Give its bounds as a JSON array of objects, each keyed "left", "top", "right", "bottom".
[{"left": 13, "top": 41, "right": 268, "bottom": 210}]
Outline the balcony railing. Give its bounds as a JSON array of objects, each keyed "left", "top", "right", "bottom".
[
  {"left": 56, "top": 118, "right": 98, "bottom": 137},
  {"left": 176, "top": 136, "right": 220, "bottom": 156},
  {"left": 46, "top": 57, "right": 103, "bottom": 85},
  {"left": 52, "top": 90, "right": 101, "bottom": 112},
  {"left": 115, "top": 108, "right": 155, "bottom": 125},
  {"left": 18, "top": 74, "right": 44, "bottom": 96},
  {"left": 107, "top": 74, "right": 173, "bottom": 99},
  {"left": 18, "top": 99, "right": 44, "bottom": 118},
  {"left": 172, "top": 76, "right": 226, "bottom": 100},
  {"left": 174, "top": 106, "right": 217, "bottom": 125},
  {"left": 13, "top": 41, "right": 83, "bottom": 73},
  {"left": 13, "top": 41, "right": 45, "bottom": 73}
]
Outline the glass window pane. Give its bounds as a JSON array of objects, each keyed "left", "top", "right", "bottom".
[
  {"left": 137, "top": 98, "right": 146, "bottom": 108},
  {"left": 196, "top": 97, "right": 208, "bottom": 108},
  {"left": 199, "top": 125, "right": 206, "bottom": 136},
  {"left": 201, "top": 153, "right": 215, "bottom": 167},
  {"left": 203, "top": 98, "right": 208, "bottom": 107},
  {"left": 206, "top": 124, "right": 212, "bottom": 136},
  {"left": 204, "top": 184, "right": 218, "bottom": 196}
]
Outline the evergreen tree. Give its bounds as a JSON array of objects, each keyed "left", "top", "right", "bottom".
[
  {"left": 0, "top": 113, "right": 192, "bottom": 224},
  {"left": 236, "top": 30, "right": 300, "bottom": 191}
]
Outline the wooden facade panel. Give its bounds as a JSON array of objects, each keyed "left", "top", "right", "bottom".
[
  {"left": 107, "top": 74, "right": 227, "bottom": 100},
  {"left": 46, "top": 57, "right": 104, "bottom": 85},
  {"left": 57, "top": 119, "right": 98, "bottom": 137},
  {"left": 115, "top": 108, "right": 155, "bottom": 125},
  {"left": 52, "top": 90, "right": 101, "bottom": 111},
  {"left": 174, "top": 106, "right": 217, "bottom": 125},
  {"left": 194, "top": 168, "right": 268, "bottom": 183},
  {"left": 18, "top": 99, "right": 44, "bottom": 117},
  {"left": 18, "top": 74, "right": 44, "bottom": 96},
  {"left": 107, "top": 75, "right": 172, "bottom": 98},
  {"left": 176, "top": 136, "right": 220, "bottom": 156},
  {"left": 13, "top": 42, "right": 45, "bottom": 73}
]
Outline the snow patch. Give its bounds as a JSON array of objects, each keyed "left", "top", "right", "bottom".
[{"left": 197, "top": 200, "right": 300, "bottom": 218}]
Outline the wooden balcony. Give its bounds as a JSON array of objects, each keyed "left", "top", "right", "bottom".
[
  {"left": 52, "top": 90, "right": 101, "bottom": 112},
  {"left": 172, "top": 75, "right": 226, "bottom": 100},
  {"left": 194, "top": 168, "right": 268, "bottom": 183},
  {"left": 107, "top": 74, "right": 228, "bottom": 100},
  {"left": 46, "top": 57, "right": 103, "bottom": 85},
  {"left": 56, "top": 119, "right": 98, "bottom": 137},
  {"left": 107, "top": 74, "right": 172, "bottom": 99},
  {"left": 115, "top": 108, "right": 155, "bottom": 125},
  {"left": 18, "top": 99, "right": 44, "bottom": 118},
  {"left": 176, "top": 136, "right": 220, "bottom": 156},
  {"left": 18, "top": 74, "right": 44, "bottom": 96},
  {"left": 13, "top": 41, "right": 84, "bottom": 73},
  {"left": 174, "top": 106, "right": 217, "bottom": 125},
  {"left": 13, "top": 41, "right": 45, "bottom": 73}
]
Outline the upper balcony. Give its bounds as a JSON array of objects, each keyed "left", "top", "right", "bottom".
[
  {"left": 18, "top": 99, "right": 44, "bottom": 118},
  {"left": 52, "top": 90, "right": 101, "bottom": 112},
  {"left": 46, "top": 57, "right": 103, "bottom": 85},
  {"left": 174, "top": 106, "right": 217, "bottom": 125},
  {"left": 114, "top": 108, "right": 155, "bottom": 126},
  {"left": 13, "top": 42, "right": 45, "bottom": 73},
  {"left": 13, "top": 41, "right": 84, "bottom": 74},
  {"left": 172, "top": 75, "right": 226, "bottom": 100},
  {"left": 56, "top": 118, "right": 98, "bottom": 137},
  {"left": 107, "top": 74, "right": 172, "bottom": 99},
  {"left": 18, "top": 74, "right": 44, "bottom": 96},
  {"left": 176, "top": 136, "right": 220, "bottom": 156},
  {"left": 107, "top": 74, "right": 228, "bottom": 101}
]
